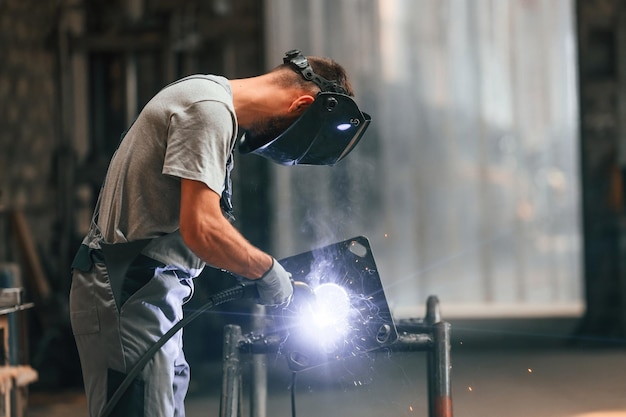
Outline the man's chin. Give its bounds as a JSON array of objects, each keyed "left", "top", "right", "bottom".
[{"left": 244, "top": 117, "right": 297, "bottom": 147}]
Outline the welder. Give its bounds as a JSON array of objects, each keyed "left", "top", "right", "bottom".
[{"left": 69, "top": 49, "right": 371, "bottom": 417}]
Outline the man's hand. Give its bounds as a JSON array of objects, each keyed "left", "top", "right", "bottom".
[{"left": 255, "top": 259, "right": 294, "bottom": 306}]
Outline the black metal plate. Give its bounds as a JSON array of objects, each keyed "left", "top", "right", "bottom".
[{"left": 277, "top": 236, "right": 398, "bottom": 371}]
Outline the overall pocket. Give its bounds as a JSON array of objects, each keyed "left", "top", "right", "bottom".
[{"left": 69, "top": 268, "right": 101, "bottom": 336}]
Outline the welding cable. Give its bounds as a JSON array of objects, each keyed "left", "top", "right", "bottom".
[
  {"left": 99, "top": 282, "right": 257, "bottom": 417},
  {"left": 290, "top": 371, "right": 298, "bottom": 417}
]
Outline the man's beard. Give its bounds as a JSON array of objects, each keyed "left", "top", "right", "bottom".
[{"left": 242, "top": 115, "right": 298, "bottom": 150}]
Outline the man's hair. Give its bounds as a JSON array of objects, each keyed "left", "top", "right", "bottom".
[{"left": 272, "top": 55, "right": 355, "bottom": 97}]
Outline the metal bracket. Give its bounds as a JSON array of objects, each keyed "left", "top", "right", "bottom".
[{"left": 218, "top": 295, "right": 453, "bottom": 417}]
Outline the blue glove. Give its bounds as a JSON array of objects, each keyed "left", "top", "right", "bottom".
[{"left": 256, "top": 258, "right": 293, "bottom": 306}]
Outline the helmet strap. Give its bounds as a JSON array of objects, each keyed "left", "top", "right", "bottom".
[{"left": 283, "top": 49, "right": 348, "bottom": 95}]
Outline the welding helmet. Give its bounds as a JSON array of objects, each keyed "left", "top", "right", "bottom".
[{"left": 238, "top": 49, "right": 372, "bottom": 166}]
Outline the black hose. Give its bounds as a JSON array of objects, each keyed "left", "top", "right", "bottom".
[
  {"left": 100, "top": 283, "right": 255, "bottom": 417},
  {"left": 290, "top": 371, "right": 298, "bottom": 417}
]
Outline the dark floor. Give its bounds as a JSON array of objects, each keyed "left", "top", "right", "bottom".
[
  {"left": 24, "top": 346, "right": 626, "bottom": 417},
  {"left": 24, "top": 318, "right": 626, "bottom": 417}
]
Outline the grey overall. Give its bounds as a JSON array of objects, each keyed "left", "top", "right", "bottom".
[{"left": 69, "top": 232, "right": 202, "bottom": 417}]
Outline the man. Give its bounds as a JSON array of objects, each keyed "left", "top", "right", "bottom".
[{"left": 69, "top": 49, "right": 371, "bottom": 417}]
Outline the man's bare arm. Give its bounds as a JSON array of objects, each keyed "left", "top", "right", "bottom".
[{"left": 179, "top": 178, "right": 273, "bottom": 279}]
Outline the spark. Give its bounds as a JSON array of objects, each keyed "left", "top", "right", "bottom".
[
  {"left": 294, "top": 283, "right": 352, "bottom": 352},
  {"left": 468, "top": 386, "right": 473, "bottom": 392},
  {"left": 527, "top": 368, "right": 533, "bottom": 373},
  {"left": 284, "top": 255, "right": 392, "bottom": 369}
]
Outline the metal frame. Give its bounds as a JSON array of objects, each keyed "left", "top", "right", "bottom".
[{"left": 219, "top": 295, "right": 453, "bottom": 417}]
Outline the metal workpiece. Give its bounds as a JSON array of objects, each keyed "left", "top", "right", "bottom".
[
  {"left": 220, "top": 325, "right": 244, "bottom": 417},
  {"left": 220, "top": 238, "right": 452, "bottom": 417},
  {"left": 426, "top": 295, "right": 442, "bottom": 324},
  {"left": 391, "top": 332, "right": 434, "bottom": 351},
  {"left": 397, "top": 296, "right": 453, "bottom": 417},
  {"left": 429, "top": 321, "right": 453, "bottom": 417},
  {"left": 219, "top": 295, "right": 453, "bottom": 417},
  {"left": 237, "top": 332, "right": 284, "bottom": 354}
]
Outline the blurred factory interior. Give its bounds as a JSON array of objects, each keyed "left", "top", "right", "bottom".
[{"left": 2, "top": 0, "right": 626, "bottom": 416}]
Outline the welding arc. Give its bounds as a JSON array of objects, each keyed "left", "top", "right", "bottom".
[{"left": 99, "top": 283, "right": 257, "bottom": 417}]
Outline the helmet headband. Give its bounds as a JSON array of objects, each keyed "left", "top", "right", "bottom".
[{"left": 283, "top": 49, "right": 348, "bottom": 94}]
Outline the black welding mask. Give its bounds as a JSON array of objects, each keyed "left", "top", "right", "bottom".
[{"left": 238, "top": 50, "right": 372, "bottom": 166}]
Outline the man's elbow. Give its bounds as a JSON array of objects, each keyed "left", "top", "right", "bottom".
[
  {"left": 180, "top": 216, "right": 222, "bottom": 260},
  {"left": 180, "top": 217, "right": 205, "bottom": 253}
]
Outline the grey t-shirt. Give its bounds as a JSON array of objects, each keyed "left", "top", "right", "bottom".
[{"left": 84, "top": 75, "right": 237, "bottom": 273}]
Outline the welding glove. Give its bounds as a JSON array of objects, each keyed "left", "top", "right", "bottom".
[{"left": 255, "top": 258, "right": 294, "bottom": 306}]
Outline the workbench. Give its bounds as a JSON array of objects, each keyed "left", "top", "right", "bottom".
[{"left": 0, "top": 303, "right": 37, "bottom": 417}]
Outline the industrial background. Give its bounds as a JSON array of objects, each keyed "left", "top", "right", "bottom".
[{"left": 1, "top": 0, "right": 626, "bottom": 416}]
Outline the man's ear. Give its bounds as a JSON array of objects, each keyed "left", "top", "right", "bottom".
[{"left": 288, "top": 95, "right": 315, "bottom": 114}]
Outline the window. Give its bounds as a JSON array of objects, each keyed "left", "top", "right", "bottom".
[{"left": 266, "top": 0, "right": 582, "bottom": 318}]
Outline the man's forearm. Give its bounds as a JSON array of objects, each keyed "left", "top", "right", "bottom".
[{"left": 185, "top": 215, "right": 273, "bottom": 279}]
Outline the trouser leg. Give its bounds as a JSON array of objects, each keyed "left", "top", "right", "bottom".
[
  {"left": 70, "top": 263, "right": 126, "bottom": 417},
  {"left": 70, "top": 263, "right": 193, "bottom": 417},
  {"left": 173, "top": 345, "right": 190, "bottom": 417}
]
